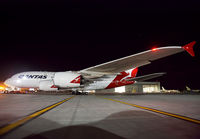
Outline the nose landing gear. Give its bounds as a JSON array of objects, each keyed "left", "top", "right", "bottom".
[{"left": 72, "top": 90, "right": 88, "bottom": 95}]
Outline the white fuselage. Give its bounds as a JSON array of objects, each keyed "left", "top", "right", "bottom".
[
  {"left": 5, "top": 72, "right": 55, "bottom": 88},
  {"left": 4, "top": 68, "right": 137, "bottom": 91}
]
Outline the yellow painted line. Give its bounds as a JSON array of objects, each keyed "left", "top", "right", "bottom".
[
  {"left": 0, "top": 96, "right": 75, "bottom": 136},
  {"left": 101, "top": 97, "right": 200, "bottom": 125}
]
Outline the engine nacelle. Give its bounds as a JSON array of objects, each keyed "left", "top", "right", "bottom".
[
  {"left": 39, "top": 80, "right": 58, "bottom": 91},
  {"left": 54, "top": 71, "right": 81, "bottom": 88}
]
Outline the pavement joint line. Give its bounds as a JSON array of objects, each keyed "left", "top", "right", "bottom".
[
  {"left": 0, "top": 96, "right": 75, "bottom": 136},
  {"left": 100, "top": 97, "right": 200, "bottom": 125}
]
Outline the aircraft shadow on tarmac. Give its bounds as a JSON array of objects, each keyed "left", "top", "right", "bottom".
[
  {"left": 25, "top": 125, "right": 123, "bottom": 139},
  {"left": 22, "top": 110, "right": 200, "bottom": 139}
]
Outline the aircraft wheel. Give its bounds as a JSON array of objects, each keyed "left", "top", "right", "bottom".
[
  {"left": 72, "top": 91, "right": 76, "bottom": 95},
  {"left": 82, "top": 92, "right": 88, "bottom": 95}
]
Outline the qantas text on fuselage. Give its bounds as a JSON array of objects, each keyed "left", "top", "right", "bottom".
[{"left": 18, "top": 75, "right": 47, "bottom": 79}]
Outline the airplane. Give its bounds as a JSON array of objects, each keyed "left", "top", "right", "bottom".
[
  {"left": 4, "top": 41, "right": 196, "bottom": 95},
  {"left": 160, "top": 86, "right": 180, "bottom": 93},
  {"left": 185, "top": 86, "right": 200, "bottom": 93}
]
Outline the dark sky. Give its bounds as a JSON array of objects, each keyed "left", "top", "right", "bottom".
[{"left": 0, "top": 0, "right": 200, "bottom": 90}]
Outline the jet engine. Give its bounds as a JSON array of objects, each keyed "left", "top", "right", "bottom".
[{"left": 39, "top": 80, "right": 58, "bottom": 91}]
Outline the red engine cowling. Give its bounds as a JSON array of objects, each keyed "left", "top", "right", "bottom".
[
  {"left": 53, "top": 71, "right": 82, "bottom": 88},
  {"left": 39, "top": 80, "right": 58, "bottom": 91}
]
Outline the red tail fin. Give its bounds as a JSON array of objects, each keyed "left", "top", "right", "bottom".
[{"left": 131, "top": 67, "right": 138, "bottom": 77}]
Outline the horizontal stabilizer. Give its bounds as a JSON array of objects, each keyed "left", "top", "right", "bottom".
[{"left": 126, "top": 72, "right": 166, "bottom": 81}]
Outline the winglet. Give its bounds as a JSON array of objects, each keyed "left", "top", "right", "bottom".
[{"left": 182, "top": 41, "right": 196, "bottom": 57}]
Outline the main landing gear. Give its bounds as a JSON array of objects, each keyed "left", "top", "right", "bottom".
[{"left": 72, "top": 90, "right": 88, "bottom": 95}]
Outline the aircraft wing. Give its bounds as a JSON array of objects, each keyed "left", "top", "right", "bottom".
[{"left": 79, "top": 41, "right": 196, "bottom": 76}]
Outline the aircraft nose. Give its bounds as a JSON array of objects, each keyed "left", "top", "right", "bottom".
[{"left": 4, "top": 78, "right": 11, "bottom": 86}]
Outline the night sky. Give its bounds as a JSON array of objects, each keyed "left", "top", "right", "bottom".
[{"left": 0, "top": 0, "right": 200, "bottom": 90}]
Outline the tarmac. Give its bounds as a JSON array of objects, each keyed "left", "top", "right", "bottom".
[{"left": 0, "top": 93, "right": 200, "bottom": 139}]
